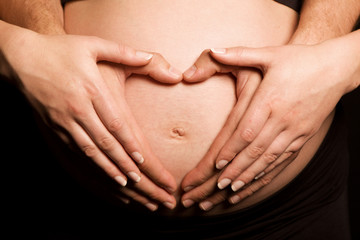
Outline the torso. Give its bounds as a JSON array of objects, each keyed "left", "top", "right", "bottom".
[{"left": 64, "top": 0, "right": 334, "bottom": 216}]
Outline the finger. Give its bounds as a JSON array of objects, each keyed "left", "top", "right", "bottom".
[
  {"left": 180, "top": 148, "right": 220, "bottom": 193},
  {"left": 67, "top": 122, "right": 129, "bottom": 187},
  {"left": 209, "top": 47, "right": 272, "bottom": 71},
  {"left": 128, "top": 174, "right": 177, "bottom": 210},
  {"left": 181, "top": 71, "right": 261, "bottom": 192},
  {"left": 215, "top": 92, "right": 272, "bottom": 171},
  {"left": 88, "top": 74, "right": 147, "bottom": 165},
  {"left": 181, "top": 174, "right": 222, "bottom": 209},
  {"left": 199, "top": 151, "right": 295, "bottom": 210},
  {"left": 261, "top": 138, "right": 303, "bottom": 174},
  {"left": 228, "top": 156, "right": 294, "bottom": 205},
  {"left": 119, "top": 187, "right": 159, "bottom": 212},
  {"left": 229, "top": 132, "right": 293, "bottom": 192},
  {"left": 217, "top": 119, "right": 284, "bottom": 190},
  {"left": 98, "top": 64, "right": 177, "bottom": 193},
  {"left": 72, "top": 98, "right": 143, "bottom": 183},
  {"left": 126, "top": 52, "right": 183, "bottom": 84},
  {"left": 117, "top": 90, "right": 178, "bottom": 193},
  {"left": 88, "top": 37, "right": 153, "bottom": 66},
  {"left": 183, "top": 49, "right": 235, "bottom": 83},
  {"left": 198, "top": 191, "right": 229, "bottom": 211}
]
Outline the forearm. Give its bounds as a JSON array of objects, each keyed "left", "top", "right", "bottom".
[
  {"left": 0, "top": 20, "right": 27, "bottom": 78},
  {"left": 290, "top": 0, "right": 360, "bottom": 44},
  {"left": 0, "top": 0, "right": 65, "bottom": 34}
]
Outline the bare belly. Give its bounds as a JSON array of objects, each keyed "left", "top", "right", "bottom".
[{"left": 64, "top": 0, "right": 334, "bottom": 215}]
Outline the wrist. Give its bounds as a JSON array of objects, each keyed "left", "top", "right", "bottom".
[
  {"left": 0, "top": 21, "right": 36, "bottom": 78},
  {"left": 322, "top": 30, "right": 360, "bottom": 95}
]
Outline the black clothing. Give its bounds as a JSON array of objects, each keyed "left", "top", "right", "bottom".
[
  {"left": 36, "top": 103, "right": 350, "bottom": 239},
  {"left": 275, "top": 0, "right": 302, "bottom": 13}
]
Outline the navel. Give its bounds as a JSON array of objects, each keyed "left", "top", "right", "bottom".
[{"left": 170, "top": 127, "right": 185, "bottom": 138}]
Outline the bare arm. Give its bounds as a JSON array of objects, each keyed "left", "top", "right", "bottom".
[
  {"left": 0, "top": 1, "right": 180, "bottom": 210},
  {"left": 290, "top": 0, "right": 360, "bottom": 44},
  {"left": 0, "top": 0, "right": 65, "bottom": 77},
  {"left": 0, "top": 0, "right": 65, "bottom": 34},
  {"left": 181, "top": 0, "right": 360, "bottom": 210}
]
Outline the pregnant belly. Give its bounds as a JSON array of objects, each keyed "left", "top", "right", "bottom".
[
  {"left": 125, "top": 74, "right": 236, "bottom": 186},
  {"left": 64, "top": 0, "right": 332, "bottom": 215}
]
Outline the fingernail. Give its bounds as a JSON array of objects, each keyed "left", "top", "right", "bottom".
[
  {"left": 199, "top": 201, "right": 214, "bottom": 211},
  {"left": 231, "top": 180, "right": 245, "bottom": 192},
  {"left": 145, "top": 202, "right": 158, "bottom": 211},
  {"left": 183, "top": 185, "right": 194, "bottom": 192},
  {"left": 183, "top": 65, "right": 197, "bottom": 79},
  {"left": 169, "top": 66, "right": 182, "bottom": 79},
  {"left": 128, "top": 171, "right": 141, "bottom": 183},
  {"left": 210, "top": 48, "right": 226, "bottom": 54},
  {"left": 217, "top": 178, "right": 232, "bottom": 190},
  {"left": 216, "top": 160, "right": 229, "bottom": 170},
  {"left": 163, "top": 201, "right": 175, "bottom": 210},
  {"left": 131, "top": 152, "right": 144, "bottom": 164},
  {"left": 136, "top": 51, "right": 153, "bottom": 60},
  {"left": 114, "top": 176, "right": 127, "bottom": 187},
  {"left": 182, "top": 199, "right": 195, "bottom": 208},
  {"left": 254, "top": 171, "right": 265, "bottom": 180},
  {"left": 229, "top": 195, "right": 241, "bottom": 204}
]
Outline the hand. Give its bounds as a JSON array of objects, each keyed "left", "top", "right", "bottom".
[
  {"left": 180, "top": 50, "right": 262, "bottom": 209},
  {"left": 97, "top": 62, "right": 179, "bottom": 211},
  {"left": 2, "top": 27, "right": 181, "bottom": 209},
  {"left": 183, "top": 40, "right": 355, "bottom": 210}
]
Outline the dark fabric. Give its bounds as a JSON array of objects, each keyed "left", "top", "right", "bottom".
[
  {"left": 122, "top": 105, "right": 350, "bottom": 240},
  {"left": 274, "top": 0, "right": 303, "bottom": 13},
  {"left": 34, "top": 102, "right": 350, "bottom": 239},
  {"left": 0, "top": 73, "right": 351, "bottom": 239}
]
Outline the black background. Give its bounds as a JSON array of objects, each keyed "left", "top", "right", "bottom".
[{"left": 1, "top": 58, "right": 360, "bottom": 239}]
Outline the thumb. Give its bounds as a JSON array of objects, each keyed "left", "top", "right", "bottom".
[
  {"left": 209, "top": 47, "right": 272, "bottom": 71},
  {"left": 183, "top": 49, "right": 235, "bottom": 83}
]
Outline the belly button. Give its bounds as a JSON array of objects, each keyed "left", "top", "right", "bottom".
[{"left": 170, "top": 127, "right": 185, "bottom": 138}]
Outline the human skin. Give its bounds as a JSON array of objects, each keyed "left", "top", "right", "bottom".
[
  {"left": 63, "top": 0, "right": 339, "bottom": 215},
  {"left": 0, "top": 0, "right": 182, "bottom": 210},
  {"left": 2, "top": 0, "right": 358, "bottom": 214},
  {"left": 180, "top": 0, "right": 360, "bottom": 211}
]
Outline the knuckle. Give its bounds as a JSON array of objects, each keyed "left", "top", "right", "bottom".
[
  {"left": 259, "top": 175, "right": 272, "bottom": 186},
  {"left": 81, "top": 144, "right": 98, "bottom": 158},
  {"left": 197, "top": 190, "right": 210, "bottom": 200},
  {"left": 263, "top": 152, "right": 279, "bottom": 164},
  {"left": 239, "top": 128, "right": 256, "bottom": 143},
  {"left": 212, "top": 193, "right": 227, "bottom": 203},
  {"left": 246, "top": 145, "right": 265, "bottom": 159},
  {"left": 117, "top": 43, "right": 129, "bottom": 55},
  {"left": 108, "top": 117, "right": 125, "bottom": 133},
  {"left": 67, "top": 101, "right": 87, "bottom": 118},
  {"left": 98, "top": 136, "right": 116, "bottom": 151},
  {"left": 243, "top": 186, "right": 256, "bottom": 198},
  {"left": 84, "top": 81, "right": 100, "bottom": 99},
  {"left": 193, "top": 187, "right": 211, "bottom": 201}
]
